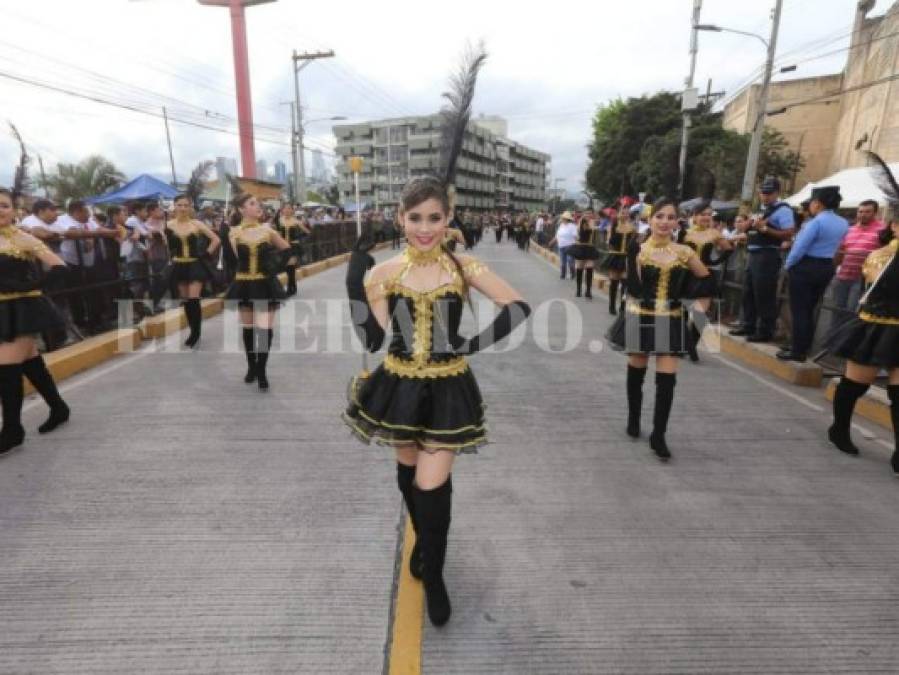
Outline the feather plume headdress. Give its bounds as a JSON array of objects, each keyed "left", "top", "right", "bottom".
[
  {"left": 9, "top": 122, "right": 31, "bottom": 201},
  {"left": 865, "top": 151, "right": 899, "bottom": 221},
  {"left": 438, "top": 42, "right": 488, "bottom": 215}
]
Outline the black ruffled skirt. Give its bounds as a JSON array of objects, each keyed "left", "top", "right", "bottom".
[
  {"left": 569, "top": 243, "right": 600, "bottom": 261},
  {"left": 827, "top": 317, "right": 899, "bottom": 368},
  {"left": 225, "top": 277, "right": 286, "bottom": 307},
  {"left": 600, "top": 253, "right": 627, "bottom": 273},
  {"left": 606, "top": 308, "right": 691, "bottom": 355},
  {"left": 170, "top": 260, "right": 213, "bottom": 284},
  {"left": 0, "top": 296, "right": 65, "bottom": 342},
  {"left": 342, "top": 363, "right": 487, "bottom": 453}
]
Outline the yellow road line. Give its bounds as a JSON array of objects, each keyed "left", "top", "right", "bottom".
[{"left": 388, "top": 517, "right": 424, "bottom": 675}]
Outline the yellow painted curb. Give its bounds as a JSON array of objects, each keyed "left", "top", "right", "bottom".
[
  {"left": 388, "top": 516, "right": 423, "bottom": 675},
  {"left": 825, "top": 379, "right": 891, "bottom": 429},
  {"left": 719, "top": 334, "right": 823, "bottom": 387},
  {"left": 25, "top": 329, "right": 141, "bottom": 395}
]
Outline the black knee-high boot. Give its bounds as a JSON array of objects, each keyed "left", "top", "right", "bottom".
[
  {"left": 575, "top": 268, "right": 583, "bottom": 297},
  {"left": 828, "top": 377, "right": 869, "bottom": 455},
  {"left": 584, "top": 268, "right": 593, "bottom": 298},
  {"left": 254, "top": 328, "right": 273, "bottom": 390},
  {"left": 650, "top": 372, "right": 676, "bottom": 461},
  {"left": 686, "top": 320, "right": 700, "bottom": 363},
  {"left": 242, "top": 327, "right": 256, "bottom": 383},
  {"left": 183, "top": 299, "right": 201, "bottom": 348},
  {"left": 626, "top": 365, "right": 647, "bottom": 438},
  {"left": 22, "top": 355, "right": 69, "bottom": 434},
  {"left": 286, "top": 265, "right": 297, "bottom": 296},
  {"left": 396, "top": 463, "right": 423, "bottom": 579},
  {"left": 608, "top": 280, "right": 619, "bottom": 315},
  {"left": 0, "top": 363, "right": 25, "bottom": 454},
  {"left": 886, "top": 385, "right": 898, "bottom": 474},
  {"left": 413, "top": 476, "right": 452, "bottom": 627}
]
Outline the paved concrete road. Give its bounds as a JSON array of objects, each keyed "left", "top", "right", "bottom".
[{"left": 1, "top": 238, "right": 897, "bottom": 674}]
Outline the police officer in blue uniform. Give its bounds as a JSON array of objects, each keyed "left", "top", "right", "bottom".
[{"left": 729, "top": 176, "right": 796, "bottom": 342}]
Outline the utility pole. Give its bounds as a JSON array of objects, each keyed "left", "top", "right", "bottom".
[
  {"left": 678, "top": 0, "right": 702, "bottom": 200},
  {"left": 281, "top": 101, "right": 300, "bottom": 203},
  {"left": 162, "top": 106, "right": 177, "bottom": 186},
  {"left": 37, "top": 155, "right": 48, "bottom": 198},
  {"left": 740, "top": 0, "right": 783, "bottom": 204},
  {"left": 292, "top": 49, "right": 334, "bottom": 204}
]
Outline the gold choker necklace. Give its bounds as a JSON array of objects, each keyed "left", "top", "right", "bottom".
[
  {"left": 647, "top": 236, "right": 673, "bottom": 249},
  {"left": 405, "top": 244, "right": 444, "bottom": 265},
  {"left": 0, "top": 224, "right": 18, "bottom": 237},
  {"left": 240, "top": 221, "right": 261, "bottom": 229}
]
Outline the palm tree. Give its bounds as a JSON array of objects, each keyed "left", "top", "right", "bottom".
[{"left": 45, "top": 155, "right": 125, "bottom": 203}]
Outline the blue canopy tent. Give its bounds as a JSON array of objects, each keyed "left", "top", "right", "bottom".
[{"left": 86, "top": 174, "right": 179, "bottom": 205}]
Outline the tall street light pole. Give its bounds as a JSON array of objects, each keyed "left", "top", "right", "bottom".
[
  {"left": 696, "top": 0, "right": 783, "bottom": 204},
  {"left": 678, "top": 0, "right": 703, "bottom": 200},
  {"left": 197, "top": 0, "right": 275, "bottom": 179},
  {"left": 292, "top": 50, "right": 335, "bottom": 203}
]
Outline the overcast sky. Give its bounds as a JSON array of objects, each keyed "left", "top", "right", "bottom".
[{"left": 0, "top": 0, "right": 886, "bottom": 197}]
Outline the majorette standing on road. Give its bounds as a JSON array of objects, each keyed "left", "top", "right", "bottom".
[
  {"left": 225, "top": 193, "right": 292, "bottom": 391},
  {"left": 165, "top": 195, "right": 220, "bottom": 349},
  {"left": 607, "top": 197, "right": 710, "bottom": 462},
  {"left": 826, "top": 153, "right": 899, "bottom": 474},
  {"left": 342, "top": 45, "right": 531, "bottom": 628},
  {"left": 274, "top": 203, "right": 311, "bottom": 296},
  {"left": 568, "top": 216, "right": 600, "bottom": 300},
  {"left": 600, "top": 198, "right": 638, "bottom": 315},
  {"left": 677, "top": 200, "right": 733, "bottom": 362},
  {"left": 0, "top": 188, "right": 70, "bottom": 455}
]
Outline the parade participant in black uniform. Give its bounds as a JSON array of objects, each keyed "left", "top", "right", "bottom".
[
  {"left": 165, "top": 195, "right": 220, "bottom": 349},
  {"left": 274, "top": 203, "right": 311, "bottom": 296},
  {"left": 600, "top": 198, "right": 638, "bottom": 315},
  {"left": 827, "top": 154, "right": 899, "bottom": 473},
  {"left": 343, "top": 46, "right": 531, "bottom": 628},
  {"left": 0, "top": 188, "right": 69, "bottom": 455},
  {"left": 678, "top": 201, "right": 733, "bottom": 362},
  {"left": 569, "top": 216, "right": 600, "bottom": 299},
  {"left": 225, "top": 193, "right": 292, "bottom": 391},
  {"left": 607, "top": 197, "right": 710, "bottom": 461}
]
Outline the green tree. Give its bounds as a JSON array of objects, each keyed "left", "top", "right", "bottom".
[{"left": 46, "top": 155, "right": 125, "bottom": 203}]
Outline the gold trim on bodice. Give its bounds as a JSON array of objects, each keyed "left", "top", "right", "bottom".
[
  {"left": 0, "top": 289, "right": 42, "bottom": 302},
  {"left": 862, "top": 239, "right": 898, "bottom": 283},
  {"left": 629, "top": 238, "right": 694, "bottom": 317},
  {"left": 233, "top": 222, "right": 271, "bottom": 281},
  {"left": 168, "top": 221, "right": 200, "bottom": 263}
]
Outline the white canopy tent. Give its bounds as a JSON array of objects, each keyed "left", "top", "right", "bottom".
[{"left": 786, "top": 161, "right": 899, "bottom": 209}]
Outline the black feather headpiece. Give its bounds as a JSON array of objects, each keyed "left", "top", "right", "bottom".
[
  {"left": 186, "top": 160, "right": 214, "bottom": 210},
  {"left": 438, "top": 42, "right": 488, "bottom": 213},
  {"left": 9, "top": 122, "right": 31, "bottom": 201},
  {"left": 865, "top": 151, "right": 899, "bottom": 218}
]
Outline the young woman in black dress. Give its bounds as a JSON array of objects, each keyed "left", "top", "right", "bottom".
[
  {"left": 166, "top": 195, "right": 220, "bottom": 348},
  {"left": 600, "top": 202, "right": 638, "bottom": 315},
  {"left": 225, "top": 194, "right": 292, "bottom": 391},
  {"left": 569, "top": 216, "right": 600, "bottom": 299},
  {"left": 274, "top": 203, "right": 311, "bottom": 296},
  {"left": 0, "top": 188, "right": 69, "bottom": 455},
  {"left": 608, "top": 197, "right": 710, "bottom": 461}
]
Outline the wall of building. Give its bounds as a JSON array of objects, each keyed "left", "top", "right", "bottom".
[
  {"left": 333, "top": 115, "right": 549, "bottom": 212},
  {"left": 722, "top": 74, "right": 843, "bottom": 190}
]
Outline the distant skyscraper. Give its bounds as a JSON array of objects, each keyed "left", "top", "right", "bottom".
[
  {"left": 215, "top": 156, "right": 238, "bottom": 180},
  {"left": 273, "top": 160, "right": 287, "bottom": 185},
  {"left": 311, "top": 149, "right": 328, "bottom": 182},
  {"left": 255, "top": 159, "right": 268, "bottom": 181}
]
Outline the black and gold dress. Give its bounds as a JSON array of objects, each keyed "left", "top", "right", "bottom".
[
  {"left": 569, "top": 225, "right": 600, "bottom": 260},
  {"left": 607, "top": 239, "right": 699, "bottom": 354},
  {"left": 276, "top": 217, "right": 305, "bottom": 264},
  {"left": 165, "top": 223, "right": 212, "bottom": 283},
  {"left": 343, "top": 248, "right": 488, "bottom": 453},
  {"left": 600, "top": 220, "right": 637, "bottom": 272},
  {"left": 224, "top": 223, "right": 287, "bottom": 307},
  {"left": 827, "top": 237, "right": 899, "bottom": 368},
  {"left": 678, "top": 225, "right": 724, "bottom": 297},
  {"left": 0, "top": 226, "right": 64, "bottom": 342}
]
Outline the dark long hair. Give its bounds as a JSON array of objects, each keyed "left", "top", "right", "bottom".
[{"left": 230, "top": 192, "right": 253, "bottom": 228}]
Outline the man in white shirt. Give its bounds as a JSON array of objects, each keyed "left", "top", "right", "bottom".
[
  {"left": 50, "top": 200, "right": 118, "bottom": 330},
  {"left": 547, "top": 211, "right": 579, "bottom": 279},
  {"left": 20, "top": 199, "right": 62, "bottom": 247},
  {"left": 535, "top": 213, "right": 546, "bottom": 246}
]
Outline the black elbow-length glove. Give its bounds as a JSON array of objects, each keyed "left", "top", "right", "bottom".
[
  {"left": 346, "top": 236, "right": 385, "bottom": 352},
  {"left": 449, "top": 300, "right": 531, "bottom": 356}
]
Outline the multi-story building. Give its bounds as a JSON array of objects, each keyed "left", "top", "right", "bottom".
[
  {"left": 215, "top": 156, "right": 238, "bottom": 181},
  {"left": 255, "top": 159, "right": 268, "bottom": 181},
  {"left": 333, "top": 114, "right": 549, "bottom": 212},
  {"left": 272, "top": 160, "right": 287, "bottom": 185}
]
